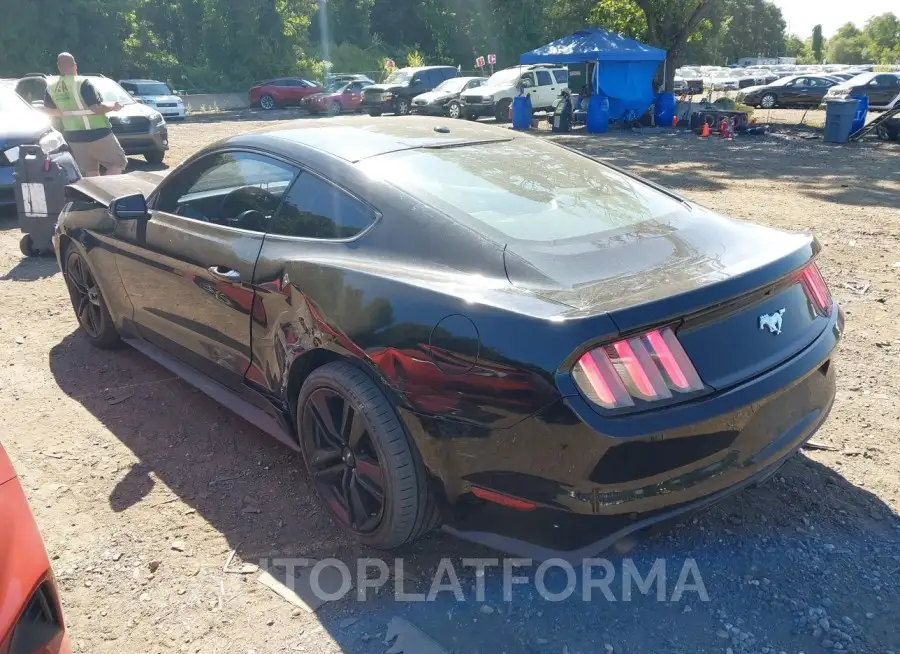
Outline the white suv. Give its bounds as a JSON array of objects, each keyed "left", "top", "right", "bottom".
[{"left": 459, "top": 64, "right": 569, "bottom": 121}]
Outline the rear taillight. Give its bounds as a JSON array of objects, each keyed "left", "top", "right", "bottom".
[
  {"left": 799, "top": 263, "right": 832, "bottom": 317},
  {"left": 573, "top": 326, "right": 704, "bottom": 410}
]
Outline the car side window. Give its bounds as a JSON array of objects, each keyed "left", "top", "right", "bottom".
[
  {"left": 536, "top": 70, "right": 553, "bottom": 86},
  {"left": 553, "top": 70, "right": 569, "bottom": 84},
  {"left": 269, "top": 173, "right": 376, "bottom": 240},
  {"left": 427, "top": 70, "right": 443, "bottom": 86},
  {"left": 467, "top": 79, "right": 484, "bottom": 89},
  {"left": 155, "top": 151, "right": 299, "bottom": 231},
  {"left": 520, "top": 73, "right": 536, "bottom": 87},
  {"left": 442, "top": 68, "right": 457, "bottom": 81}
]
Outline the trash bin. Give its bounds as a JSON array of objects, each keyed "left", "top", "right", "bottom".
[
  {"left": 850, "top": 94, "right": 868, "bottom": 135},
  {"left": 551, "top": 92, "right": 573, "bottom": 133},
  {"left": 654, "top": 92, "right": 676, "bottom": 127},
  {"left": 14, "top": 145, "right": 81, "bottom": 256},
  {"left": 511, "top": 94, "right": 532, "bottom": 131},
  {"left": 586, "top": 94, "right": 609, "bottom": 134},
  {"left": 824, "top": 99, "right": 859, "bottom": 144}
]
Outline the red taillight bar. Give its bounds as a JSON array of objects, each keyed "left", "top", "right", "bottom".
[
  {"left": 574, "top": 326, "right": 704, "bottom": 410},
  {"left": 799, "top": 263, "right": 832, "bottom": 317},
  {"left": 470, "top": 486, "right": 537, "bottom": 511}
]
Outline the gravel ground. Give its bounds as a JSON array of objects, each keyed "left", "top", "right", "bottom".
[{"left": 1, "top": 109, "right": 899, "bottom": 654}]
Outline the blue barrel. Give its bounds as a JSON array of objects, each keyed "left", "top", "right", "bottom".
[
  {"left": 586, "top": 95, "right": 609, "bottom": 134},
  {"left": 850, "top": 94, "right": 868, "bottom": 135},
  {"left": 654, "top": 92, "right": 676, "bottom": 127},
  {"left": 511, "top": 95, "right": 532, "bottom": 130},
  {"left": 824, "top": 99, "right": 859, "bottom": 144}
]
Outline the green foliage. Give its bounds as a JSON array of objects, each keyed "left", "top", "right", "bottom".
[
  {"left": 811, "top": 25, "right": 824, "bottom": 62},
  {"left": 405, "top": 48, "right": 425, "bottom": 67},
  {"left": 0, "top": 0, "right": 895, "bottom": 94}
]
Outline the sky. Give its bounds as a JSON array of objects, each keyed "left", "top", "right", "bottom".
[{"left": 773, "top": 0, "right": 896, "bottom": 38}]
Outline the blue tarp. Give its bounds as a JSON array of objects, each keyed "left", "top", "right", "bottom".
[
  {"left": 519, "top": 28, "right": 666, "bottom": 121},
  {"left": 519, "top": 28, "right": 666, "bottom": 64}
]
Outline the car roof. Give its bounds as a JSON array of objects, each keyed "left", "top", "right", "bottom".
[
  {"left": 226, "top": 116, "right": 513, "bottom": 164},
  {"left": 120, "top": 79, "right": 164, "bottom": 84}
]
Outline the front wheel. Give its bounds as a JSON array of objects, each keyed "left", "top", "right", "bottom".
[
  {"left": 19, "top": 234, "right": 37, "bottom": 257},
  {"left": 447, "top": 101, "right": 462, "bottom": 119},
  {"left": 394, "top": 98, "right": 410, "bottom": 116},
  {"left": 64, "top": 249, "right": 121, "bottom": 349},
  {"left": 145, "top": 149, "right": 165, "bottom": 165},
  {"left": 494, "top": 99, "right": 511, "bottom": 123},
  {"left": 329, "top": 100, "right": 342, "bottom": 116},
  {"left": 296, "top": 361, "right": 439, "bottom": 549},
  {"left": 367, "top": 109, "right": 383, "bottom": 117},
  {"left": 759, "top": 93, "right": 777, "bottom": 109},
  {"left": 876, "top": 123, "right": 899, "bottom": 141}
]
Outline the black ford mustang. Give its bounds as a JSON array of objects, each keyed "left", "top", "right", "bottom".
[{"left": 53, "top": 116, "right": 843, "bottom": 560}]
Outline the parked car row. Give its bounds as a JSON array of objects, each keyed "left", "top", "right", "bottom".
[{"left": 735, "top": 71, "right": 900, "bottom": 111}]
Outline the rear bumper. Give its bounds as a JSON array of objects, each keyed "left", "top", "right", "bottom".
[{"left": 404, "top": 304, "right": 843, "bottom": 559}]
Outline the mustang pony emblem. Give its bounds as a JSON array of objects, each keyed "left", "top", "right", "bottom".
[{"left": 759, "top": 308, "right": 786, "bottom": 335}]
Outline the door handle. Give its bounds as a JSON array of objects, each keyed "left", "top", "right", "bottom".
[{"left": 208, "top": 266, "right": 241, "bottom": 283}]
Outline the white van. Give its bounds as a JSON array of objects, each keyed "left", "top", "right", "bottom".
[{"left": 459, "top": 64, "right": 569, "bottom": 121}]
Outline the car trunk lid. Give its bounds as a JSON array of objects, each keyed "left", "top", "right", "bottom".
[{"left": 504, "top": 207, "right": 830, "bottom": 391}]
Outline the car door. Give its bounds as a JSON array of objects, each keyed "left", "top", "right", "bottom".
[
  {"left": 535, "top": 69, "right": 557, "bottom": 108},
  {"left": 869, "top": 74, "right": 900, "bottom": 106},
  {"left": 807, "top": 77, "right": 834, "bottom": 105},
  {"left": 113, "top": 150, "right": 300, "bottom": 389},
  {"left": 780, "top": 78, "right": 804, "bottom": 105},
  {"left": 343, "top": 81, "right": 365, "bottom": 109},
  {"left": 248, "top": 170, "right": 380, "bottom": 399}
]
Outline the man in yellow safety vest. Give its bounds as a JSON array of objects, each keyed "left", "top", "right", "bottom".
[{"left": 42, "top": 52, "right": 128, "bottom": 177}]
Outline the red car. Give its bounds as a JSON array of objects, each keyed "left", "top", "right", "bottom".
[
  {"left": 249, "top": 77, "right": 324, "bottom": 110},
  {"left": 302, "top": 80, "right": 372, "bottom": 115},
  {"left": 0, "top": 443, "right": 70, "bottom": 654}
]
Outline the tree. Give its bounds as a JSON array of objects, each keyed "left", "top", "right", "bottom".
[
  {"left": 784, "top": 33, "right": 808, "bottom": 58},
  {"left": 811, "top": 24, "right": 824, "bottom": 62},
  {"left": 718, "top": 0, "right": 786, "bottom": 63},
  {"left": 826, "top": 23, "right": 866, "bottom": 64},
  {"left": 862, "top": 13, "right": 900, "bottom": 63},
  {"left": 630, "top": 0, "right": 721, "bottom": 90}
]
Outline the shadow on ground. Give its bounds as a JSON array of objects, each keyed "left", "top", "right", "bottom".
[
  {"left": 550, "top": 130, "right": 900, "bottom": 208},
  {"left": 47, "top": 329, "right": 900, "bottom": 654}
]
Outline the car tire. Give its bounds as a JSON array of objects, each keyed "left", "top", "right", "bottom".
[
  {"left": 19, "top": 234, "right": 37, "bottom": 257},
  {"left": 394, "top": 98, "right": 411, "bottom": 116},
  {"left": 760, "top": 93, "right": 777, "bottom": 109},
  {"left": 447, "top": 101, "right": 462, "bottom": 119},
  {"left": 296, "top": 360, "right": 439, "bottom": 550},
  {"left": 260, "top": 94, "right": 276, "bottom": 110},
  {"left": 145, "top": 150, "right": 165, "bottom": 165},
  {"left": 494, "top": 99, "right": 511, "bottom": 123},
  {"left": 367, "top": 110, "right": 382, "bottom": 117},
  {"left": 329, "top": 100, "right": 342, "bottom": 116},
  {"left": 63, "top": 249, "right": 121, "bottom": 349},
  {"left": 876, "top": 123, "right": 899, "bottom": 141},
  {"left": 465, "top": 112, "right": 478, "bottom": 121}
]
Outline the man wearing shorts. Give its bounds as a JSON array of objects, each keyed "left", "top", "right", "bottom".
[{"left": 43, "top": 52, "right": 128, "bottom": 177}]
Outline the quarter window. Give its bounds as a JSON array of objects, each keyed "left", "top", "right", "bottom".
[{"left": 270, "top": 173, "right": 375, "bottom": 240}]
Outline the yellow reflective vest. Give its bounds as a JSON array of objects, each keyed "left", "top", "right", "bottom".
[{"left": 45, "top": 75, "right": 110, "bottom": 132}]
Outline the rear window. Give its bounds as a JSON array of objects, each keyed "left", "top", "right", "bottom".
[{"left": 356, "top": 138, "right": 684, "bottom": 243}]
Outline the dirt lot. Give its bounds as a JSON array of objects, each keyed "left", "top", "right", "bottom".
[{"left": 1, "top": 110, "right": 899, "bottom": 654}]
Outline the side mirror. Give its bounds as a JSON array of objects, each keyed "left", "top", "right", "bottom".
[{"left": 110, "top": 193, "right": 147, "bottom": 220}]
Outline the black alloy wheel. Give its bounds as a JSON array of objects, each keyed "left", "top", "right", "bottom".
[
  {"left": 296, "top": 361, "right": 439, "bottom": 549},
  {"left": 301, "top": 387, "right": 386, "bottom": 534},
  {"left": 64, "top": 250, "right": 120, "bottom": 348}
]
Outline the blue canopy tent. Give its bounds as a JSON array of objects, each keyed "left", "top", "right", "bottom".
[{"left": 519, "top": 28, "right": 666, "bottom": 121}]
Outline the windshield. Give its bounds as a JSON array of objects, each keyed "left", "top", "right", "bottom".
[
  {"left": 136, "top": 82, "right": 172, "bottom": 96},
  {"left": 486, "top": 68, "right": 524, "bottom": 87},
  {"left": 0, "top": 88, "right": 34, "bottom": 113},
  {"left": 383, "top": 70, "right": 412, "bottom": 84},
  {"left": 357, "top": 138, "right": 683, "bottom": 243},
  {"left": 434, "top": 78, "right": 469, "bottom": 93},
  {"left": 88, "top": 78, "right": 135, "bottom": 104}
]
